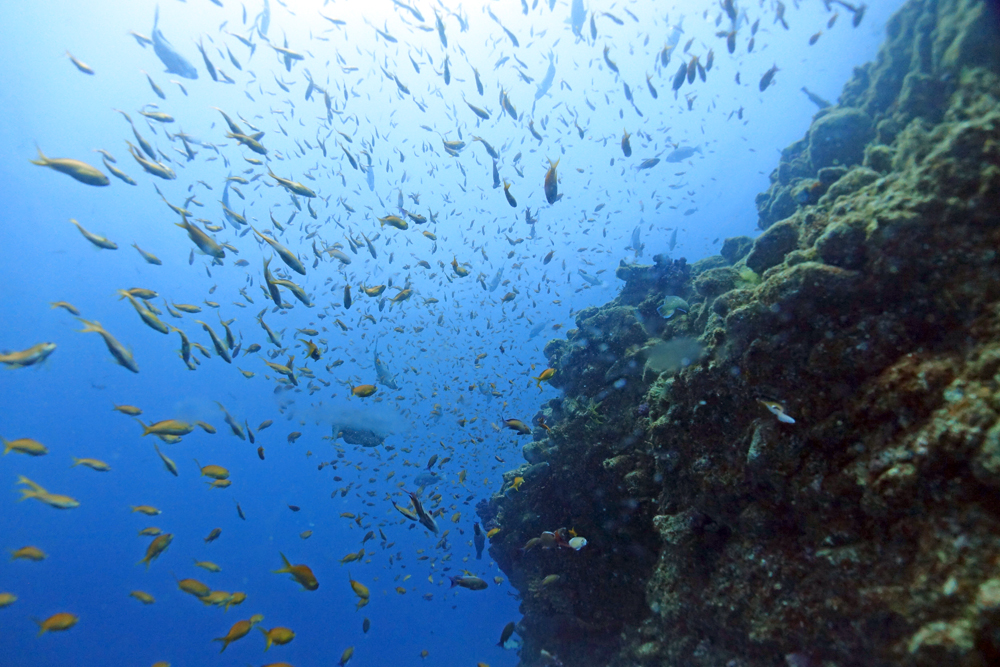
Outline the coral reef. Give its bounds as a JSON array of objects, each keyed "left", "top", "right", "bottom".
[{"left": 478, "top": 1, "right": 1000, "bottom": 665}]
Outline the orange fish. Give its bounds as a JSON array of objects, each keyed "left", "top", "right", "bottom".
[
  {"left": 138, "top": 533, "right": 173, "bottom": 570},
  {"left": 543, "top": 159, "right": 559, "bottom": 204},
  {"left": 272, "top": 552, "right": 318, "bottom": 590},
  {"left": 349, "top": 384, "right": 377, "bottom": 398},
  {"left": 36, "top": 612, "right": 79, "bottom": 636}
]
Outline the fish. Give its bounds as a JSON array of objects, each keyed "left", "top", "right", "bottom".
[
  {"left": 503, "top": 180, "right": 517, "bottom": 207},
  {"left": 31, "top": 148, "right": 108, "bottom": 186},
  {"left": 3, "top": 438, "right": 48, "bottom": 456},
  {"left": 664, "top": 145, "right": 702, "bottom": 163},
  {"left": 543, "top": 159, "right": 559, "bottom": 204},
  {"left": 503, "top": 418, "right": 531, "bottom": 434},
  {"left": 11, "top": 546, "right": 47, "bottom": 561},
  {"left": 196, "top": 38, "right": 217, "bottom": 81},
  {"left": 449, "top": 575, "right": 488, "bottom": 590},
  {"left": 72, "top": 457, "right": 110, "bottom": 472},
  {"left": 137, "top": 533, "right": 173, "bottom": 569},
  {"left": 273, "top": 552, "right": 319, "bottom": 590},
  {"left": 132, "top": 243, "right": 161, "bottom": 265},
  {"left": 464, "top": 100, "right": 490, "bottom": 120},
  {"left": 16, "top": 476, "right": 79, "bottom": 509},
  {"left": 77, "top": 319, "right": 139, "bottom": 373},
  {"left": 214, "top": 617, "right": 262, "bottom": 653},
  {"left": 603, "top": 46, "right": 619, "bottom": 74},
  {"left": 534, "top": 52, "right": 556, "bottom": 103},
  {"left": 350, "top": 384, "right": 377, "bottom": 398},
  {"left": 128, "top": 31, "right": 153, "bottom": 48},
  {"left": 35, "top": 613, "right": 79, "bottom": 636},
  {"left": 152, "top": 5, "right": 198, "bottom": 79},
  {"left": 268, "top": 170, "right": 316, "bottom": 198},
  {"left": 801, "top": 87, "right": 832, "bottom": 109},
  {"left": 69, "top": 218, "right": 119, "bottom": 250},
  {"left": 136, "top": 419, "right": 193, "bottom": 437},
  {"left": 405, "top": 491, "right": 439, "bottom": 534},
  {"left": 760, "top": 64, "right": 779, "bottom": 92},
  {"left": 621, "top": 129, "right": 632, "bottom": 157},
  {"left": 66, "top": 52, "right": 94, "bottom": 75},
  {"left": 759, "top": 399, "right": 796, "bottom": 424},
  {"left": 259, "top": 626, "right": 296, "bottom": 651},
  {"left": 176, "top": 216, "right": 224, "bottom": 258},
  {"left": 0, "top": 342, "right": 56, "bottom": 369},
  {"left": 474, "top": 523, "right": 486, "bottom": 560},
  {"left": 153, "top": 444, "right": 178, "bottom": 476},
  {"left": 568, "top": 0, "right": 586, "bottom": 39},
  {"left": 498, "top": 620, "right": 518, "bottom": 648},
  {"left": 532, "top": 368, "right": 555, "bottom": 389},
  {"left": 373, "top": 342, "right": 399, "bottom": 390},
  {"left": 130, "top": 591, "right": 155, "bottom": 605}
]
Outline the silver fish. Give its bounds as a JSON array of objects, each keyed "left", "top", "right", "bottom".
[{"left": 152, "top": 6, "right": 198, "bottom": 79}]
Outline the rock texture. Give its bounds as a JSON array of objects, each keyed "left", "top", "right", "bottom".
[{"left": 478, "top": 1, "right": 1000, "bottom": 665}]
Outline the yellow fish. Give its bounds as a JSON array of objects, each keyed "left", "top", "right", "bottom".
[
  {"left": 0, "top": 342, "right": 57, "bottom": 368},
  {"left": 31, "top": 147, "right": 108, "bottom": 186},
  {"left": 16, "top": 476, "right": 79, "bottom": 509}
]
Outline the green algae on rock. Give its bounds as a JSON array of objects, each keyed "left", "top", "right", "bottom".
[{"left": 480, "top": 1, "right": 1000, "bottom": 665}]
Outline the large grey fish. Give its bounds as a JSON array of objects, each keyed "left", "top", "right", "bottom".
[
  {"left": 414, "top": 472, "right": 440, "bottom": 487},
  {"left": 664, "top": 145, "right": 702, "bottom": 163},
  {"left": 336, "top": 426, "right": 385, "bottom": 448},
  {"left": 152, "top": 6, "right": 198, "bottom": 79},
  {"left": 221, "top": 176, "right": 241, "bottom": 227},
  {"left": 374, "top": 341, "right": 399, "bottom": 390},
  {"left": 487, "top": 268, "right": 503, "bottom": 292},
  {"left": 364, "top": 151, "right": 375, "bottom": 192},
  {"left": 534, "top": 52, "right": 556, "bottom": 102},
  {"left": 568, "top": 0, "right": 586, "bottom": 39},
  {"left": 256, "top": 0, "right": 271, "bottom": 36},
  {"left": 665, "top": 15, "right": 685, "bottom": 52},
  {"left": 630, "top": 225, "right": 644, "bottom": 257}
]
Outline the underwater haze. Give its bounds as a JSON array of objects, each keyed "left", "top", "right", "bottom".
[{"left": 0, "top": 0, "right": 907, "bottom": 666}]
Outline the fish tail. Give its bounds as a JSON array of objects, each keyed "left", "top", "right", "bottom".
[
  {"left": 34, "top": 618, "right": 46, "bottom": 636},
  {"left": 1, "top": 439, "right": 9, "bottom": 455},
  {"left": 76, "top": 317, "right": 103, "bottom": 334},
  {"left": 29, "top": 145, "right": 48, "bottom": 166},
  {"left": 134, "top": 418, "right": 150, "bottom": 436},
  {"left": 16, "top": 475, "right": 43, "bottom": 493}
]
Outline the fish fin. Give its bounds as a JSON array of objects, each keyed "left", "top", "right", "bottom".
[{"left": 29, "top": 145, "right": 48, "bottom": 166}]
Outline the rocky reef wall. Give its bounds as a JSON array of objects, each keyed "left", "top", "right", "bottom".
[{"left": 479, "top": 1, "right": 1000, "bottom": 665}]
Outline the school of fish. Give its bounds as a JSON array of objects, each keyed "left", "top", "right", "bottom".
[{"left": 5, "top": 0, "right": 862, "bottom": 663}]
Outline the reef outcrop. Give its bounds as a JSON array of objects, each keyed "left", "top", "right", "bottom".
[{"left": 479, "top": 1, "right": 1000, "bottom": 665}]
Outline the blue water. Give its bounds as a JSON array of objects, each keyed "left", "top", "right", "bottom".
[{"left": 0, "top": 1, "right": 903, "bottom": 665}]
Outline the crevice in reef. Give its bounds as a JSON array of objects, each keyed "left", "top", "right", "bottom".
[{"left": 478, "top": 1, "right": 1000, "bottom": 665}]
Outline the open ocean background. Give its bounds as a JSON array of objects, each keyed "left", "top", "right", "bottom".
[{"left": 0, "top": 1, "right": 905, "bottom": 665}]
